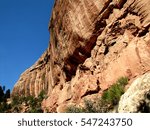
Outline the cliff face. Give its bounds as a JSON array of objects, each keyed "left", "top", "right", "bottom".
[
  {"left": 12, "top": 50, "right": 51, "bottom": 97},
  {"left": 12, "top": 0, "right": 150, "bottom": 112}
]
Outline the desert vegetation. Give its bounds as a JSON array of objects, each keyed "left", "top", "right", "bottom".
[
  {"left": 0, "top": 85, "right": 46, "bottom": 113},
  {"left": 66, "top": 77, "right": 128, "bottom": 113},
  {"left": 0, "top": 85, "right": 11, "bottom": 112}
]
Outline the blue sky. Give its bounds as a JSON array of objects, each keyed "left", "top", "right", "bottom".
[{"left": 0, "top": 0, "right": 54, "bottom": 91}]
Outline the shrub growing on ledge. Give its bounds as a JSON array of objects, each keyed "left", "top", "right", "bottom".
[
  {"left": 102, "top": 77, "right": 128, "bottom": 105},
  {"left": 66, "top": 77, "right": 128, "bottom": 113}
]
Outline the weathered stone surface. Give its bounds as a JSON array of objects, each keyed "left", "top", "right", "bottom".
[
  {"left": 118, "top": 72, "right": 150, "bottom": 113},
  {"left": 12, "top": 50, "right": 51, "bottom": 97},
  {"left": 12, "top": 0, "right": 150, "bottom": 112}
]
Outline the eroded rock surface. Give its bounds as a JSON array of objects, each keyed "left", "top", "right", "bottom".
[
  {"left": 12, "top": 50, "right": 51, "bottom": 97},
  {"left": 12, "top": 0, "right": 150, "bottom": 112}
]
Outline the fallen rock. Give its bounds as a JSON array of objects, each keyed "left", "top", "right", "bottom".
[{"left": 118, "top": 72, "right": 150, "bottom": 113}]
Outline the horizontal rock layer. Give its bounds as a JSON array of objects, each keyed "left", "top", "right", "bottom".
[{"left": 12, "top": 0, "right": 150, "bottom": 112}]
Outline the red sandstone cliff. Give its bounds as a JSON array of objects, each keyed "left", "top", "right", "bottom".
[{"left": 12, "top": 0, "right": 150, "bottom": 112}]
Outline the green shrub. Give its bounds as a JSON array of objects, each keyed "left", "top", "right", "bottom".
[
  {"left": 28, "top": 108, "right": 43, "bottom": 113},
  {"left": 66, "top": 105, "right": 85, "bottom": 113},
  {"left": 11, "top": 95, "right": 20, "bottom": 106},
  {"left": 28, "top": 96, "right": 37, "bottom": 108},
  {"left": 117, "top": 77, "right": 128, "bottom": 86},
  {"left": 0, "top": 102, "right": 11, "bottom": 113},
  {"left": 66, "top": 100, "right": 99, "bottom": 113},
  {"left": 102, "top": 77, "right": 128, "bottom": 105},
  {"left": 38, "top": 90, "right": 46, "bottom": 102},
  {"left": 84, "top": 100, "right": 97, "bottom": 113}
]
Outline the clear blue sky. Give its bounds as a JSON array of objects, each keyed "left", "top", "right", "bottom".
[{"left": 0, "top": 0, "right": 54, "bottom": 91}]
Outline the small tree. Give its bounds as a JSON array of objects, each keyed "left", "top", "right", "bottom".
[
  {"left": 5, "top": 89, "right": 10, "bottom": 99},
  {"left": 0, "top": 86, "right": 4, "bottom": 102}
]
